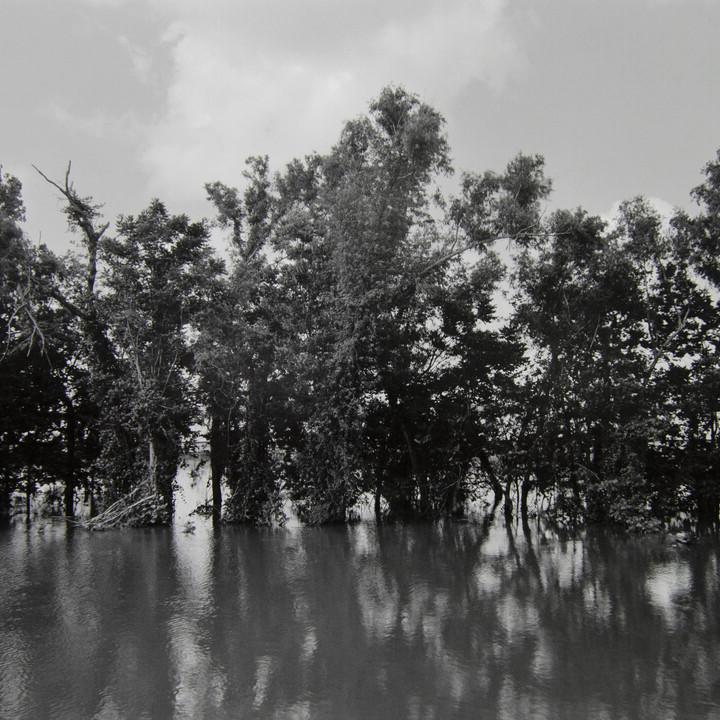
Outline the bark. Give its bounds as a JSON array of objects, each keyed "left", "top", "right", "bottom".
[
  {"left": 697, "top": 493, "right": 719, "bottom": 534},
  {"left": 62, "top": 396, "right": 76, "bottom": 517},
  {"left": 520, "top": 478, "right": 531, "bottom": 526},
  {"left": 0, "top": 489, "right": 9, "bottom": 517},
  {"left": 374, "top": 479, "right": 382, "bottom": 523},
  {"left": 401, "top": 422, "right": 427, "bottom": 516},
  {"left": 150, "top": 433, "right": 176, "bottom": 519},
  {"left": 478, "top": 448, "right": 504, "bottom": 514},
  {"left": 148, "top": 435, "right": 158, "bottom": 493},
  {"left": 209, "top": 411, "right": 227, "bottom": 525},
  {"left": 504, "top": 478, "right": 514, "bottom": 521}
]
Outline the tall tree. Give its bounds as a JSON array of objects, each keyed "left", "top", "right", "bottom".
[{"left": 100, "top": 200, "right": 223, "bottom": 518}]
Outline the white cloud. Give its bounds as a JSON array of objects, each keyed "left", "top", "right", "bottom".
[
  {"left": 604, "top": 196, "right": 676, "bottom": 234},
  {"left": 138, "top": 0, "right": 520, "bottom": 211},
  {"left": 46, "top": 102, "right": 145, "bottom": 142},
  {"left": 375, "top": 0, "right": 518, "bottom": 93},
  {"left": 118, "top": 35, "right": 153, "bottom": 84}
]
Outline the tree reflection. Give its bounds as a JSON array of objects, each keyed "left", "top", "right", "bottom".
[
  {"left": 0, "top": 520, "right": 718, "bottom": 719},
  {"left": 200, "top": 522, "right": 719, "bottom": 719}
]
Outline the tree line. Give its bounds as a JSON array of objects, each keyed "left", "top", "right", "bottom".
[{"left": 1, "top": 87, "right": 718, "bottom": 531}]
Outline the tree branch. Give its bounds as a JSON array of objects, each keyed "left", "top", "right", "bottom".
[
  {"left": 33, "top": 162, "right": 109, "bottom": 296},
  {"left": 643, "top": 306, "right": 691, "bottom": 387},
  {"left": 47, "top": 288, "right": 91, "bottom": 322}
]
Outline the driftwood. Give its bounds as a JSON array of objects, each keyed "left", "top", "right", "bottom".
[{"left": 74, "top": 484, "right": 165, "bottom": 530}]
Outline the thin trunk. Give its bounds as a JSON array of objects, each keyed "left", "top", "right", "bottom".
[
  {"left": 135, "top": 349, "right": 171, "bottom": 517},
  {"left": 0, "top": 500, "right": 9, "bottom": 528},
  {"left": 89, "top": 484, "right": 97, "bottom": 518},
  {"left": 148, "top": 435, "right": 158, "bottom": 490},
  {"left": 401, "top": 422, "right": 425, "bottom": 515},
  {"left": 504, "top": 478, "right": 514, "bottom": 521},
  {"left": 63, "top": 398, "right": 76, "bottom": 517},
  {"left": 491, "top": 487, "right": 503, "bottom": 515},
  {"left": 151, "top": 433, "right": 175, "bottom": 519},
  {"left": 374, "top": 477, "right": 383, "bottom": 523},
  {"left": 521, "top": 518, "right": 544, "bottom": 589},
  {"left": 697, "top": 493, "right": 719, "bottom": 535},
  {"left": 520, "top": 477, "right": 530, "bottom": 526},
  {"left": 478, "top": 448, "right": 503, "bottom": 514},
  {"left": 209, "top": 411, "right": 227, "bottom": 525}
]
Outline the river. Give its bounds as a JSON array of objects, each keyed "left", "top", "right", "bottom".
[{"left": 1, "top": 476, "right": 719, "bottom": 719}]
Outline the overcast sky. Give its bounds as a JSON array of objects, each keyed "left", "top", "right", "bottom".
[{"left": 3, "top": 0, "right": 719, "bottom": 253}]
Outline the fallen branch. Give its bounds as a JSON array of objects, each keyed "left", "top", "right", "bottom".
[{"left": 75, "top": 484, "right": 166, "bottom": 530}]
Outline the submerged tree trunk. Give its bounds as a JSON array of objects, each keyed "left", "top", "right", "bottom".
[
  {"left": 401, "top": 422, "right": 427, "bottom": 516},
  {"left": 148, "top": 435, "right": 157, "bottom": 489},
  {"left": 209, "top": 411, "right": 227, "bottom": 525},
  {"left": 0, "top": 494, "right": 9, "bottom": 528},
  {"left": 696, "top": 492, "right": 719, "bottom": 535},
  {"left": 520, "top": 477, "right": 531, "bottom": 526},
  {"left": 88, "top": 482, "right": 98, "bottom": 518},
  {"left": 504, "top": 478, "right": 514, "bottom": 521},
  {"left": 149, "top": 433, "right": 176, "bottom": 521},
  {"left": 63, "top": 398, "right": 76, "bottom": 517},
  {"left": 374, "top": 478, "right": 382, "bottom": 523},
  {"left": 477, "top": 448, "right": 503, "bottom": 514}
]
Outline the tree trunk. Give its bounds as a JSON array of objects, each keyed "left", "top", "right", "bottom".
[
  {"left": 89, "top": 484, "right": 97, "bottom": 518},
  {"left": 504, "top": 478, "right": 514, "bottom": 521},
  {"left": 697, "top": 493, "right": 719, "bottom": 535},
  {"left": 374, "top": 478, "right": 382, "bottom": 523},
  {"left": 0, "top": 489, "right": 10, "bottom": 527},
  {"left": 149, "top": 435, "right": 158, "bottom": 490},
  {"left": 477, "top": 448, "right": 503, "bottom": 514},
  {"left": 63, "top": 399, "right": 76, "bottom": 517},
  {"left": 149, "top": 433, "right": 176, "bottom": 520},
  {"left": 149, "top": 434, "right": 170, "bottom": 517},
  {"left": 401, "top": 423, "right": 426, "bottom": 516},
  {"left": 520, "top": 477, "right": 531, "bottom": 526},
  {"left": 209, "top": 411, "right": 227, "bottom": 525}
]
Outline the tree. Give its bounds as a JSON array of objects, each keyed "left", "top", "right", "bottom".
[
  {"left": 268, "top": 87, "right": 454, "bottom": 522},
  {"left": 99, "top": 200, "right": 223, "bottom": 518},
  {"left": 199, "top": 158, "right": 287, "bottom": 525},
  {"left": 0, "top": 168, "right": 94, "bottom": 518},
  {"left": 664, "top": 153, "right": 720, "bottom": 531}
]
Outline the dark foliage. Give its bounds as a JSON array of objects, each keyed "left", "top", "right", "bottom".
[{"left": 1, "top": 89, "right": 718, "bottom": 532}]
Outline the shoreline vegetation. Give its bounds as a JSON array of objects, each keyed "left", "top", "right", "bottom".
[{"left": 1, "top": 87, "right": 718, "bottom": 534}]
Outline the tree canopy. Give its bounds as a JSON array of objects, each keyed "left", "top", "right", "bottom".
[{"left": 1, "top": 87, "right": 718, "bottom": 533}]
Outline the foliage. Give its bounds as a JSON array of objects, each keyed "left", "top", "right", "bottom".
[{"left": 1, "top": 88, "right": 718, "bottom": 533}]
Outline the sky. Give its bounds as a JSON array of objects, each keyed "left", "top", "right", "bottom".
[{"left": 2, "top": 0, "right": 719, "bottom": 254}]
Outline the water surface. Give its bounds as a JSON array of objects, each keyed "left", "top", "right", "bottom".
[{"left": 1, "top": 512, "right": 719, "bottom": 719}]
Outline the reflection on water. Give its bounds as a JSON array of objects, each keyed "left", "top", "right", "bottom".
[{"left": 1, "top": 517, "right": 719, "bottom": 719}]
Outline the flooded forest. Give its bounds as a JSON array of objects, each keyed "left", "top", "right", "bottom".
[{"left": 1, "top": 87, "right": 719, "bottom": 534}]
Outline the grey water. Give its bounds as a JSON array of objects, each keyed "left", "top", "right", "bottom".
[{"left": 1, "top": 505, "right": 719, "bottom": 718}]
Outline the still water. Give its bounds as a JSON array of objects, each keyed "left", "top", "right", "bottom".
[{"left": 1, "top": 508, "right": 719, "bottom": 719}]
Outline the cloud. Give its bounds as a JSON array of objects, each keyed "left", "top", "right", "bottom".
[
  {"left": 138, "top": 0, "right": 520, "bottom": 211},
  {"left": 375, "top": 0, "right": 518, "bottom": 93},
  {"left": 73, "top": 0, "right": 129, "bottom": 6},
  {"left": 604, "top": 196, "right": 676, "bottom": 234},
  {"left": 46, "top": 102, "right": 145, "bottom": 142},
  {"left": 118, "top": 35, "right": 153, "bottom": 84}
]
